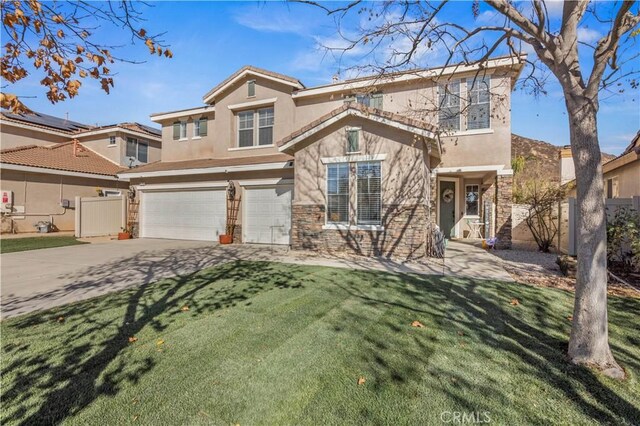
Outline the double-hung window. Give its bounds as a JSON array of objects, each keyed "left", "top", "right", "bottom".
[
  {"left": 465, "top": 184, "right": 479, "bottom": 216},
  {"left": 258, "top": 107, "right": 274, "bottom": 145},
  {"left": 109, "top": 136, "right": 116, "bottom": 145},
  {"left": 180, "top": 122, "right": 187, "bottom": 139},
  {"left": 126, "top": 137, "right": 148, "bottom": 163},
  {"left": 438, "top": 80, "right": 461, "bottom": 131},
  {"left": 357, "top": 161, "right": 381, "bottom": 225},
  {"left": 237, "top": 107, "right": 274, "bottom": 147},
  {"left": 193, "top": 118, "right": 207, "bottom": 138},
  {"left": 467, "top": 77, "right": 490, "bottom": 130},
  {"left": 238, "top": 111, "right": 254, "bottom": 147},
  {"left": 346, "top": 92, "right": 383, "bottom": 110},
  {"left": 327, "top": 163, "right": 350, "bottom": 224}
]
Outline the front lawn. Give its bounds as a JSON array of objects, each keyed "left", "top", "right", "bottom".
[
  {"left": 0, "top": 236, "right": 87, "bottom": 253},
  {"left": 1, "top": 261, "right": 638, "bottom": 425}
]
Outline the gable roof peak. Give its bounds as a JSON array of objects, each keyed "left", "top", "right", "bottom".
[{"left": 202, "top": 65, "right": 304, "bottom": 104}]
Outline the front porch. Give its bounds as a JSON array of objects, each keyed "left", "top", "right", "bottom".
[{"left": 431, "top": 165, "right": 513, "bottom": 249}]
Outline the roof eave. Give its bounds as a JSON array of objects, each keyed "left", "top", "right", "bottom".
[{"left": 202, "top": 69, "right": 304, "bottom": 104}]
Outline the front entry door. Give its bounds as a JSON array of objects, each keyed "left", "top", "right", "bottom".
[{"left": 439, "top": 181, "right": 456, "bottom": 238}]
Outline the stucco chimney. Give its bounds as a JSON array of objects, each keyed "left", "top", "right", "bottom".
[{"left": 559, "top": 145, "right": 575, "bottom": 184}]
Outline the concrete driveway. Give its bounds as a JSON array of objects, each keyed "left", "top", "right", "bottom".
[
  {"left": 0, "top": 239, "right": 282, "bottom": 319},
  {"left": 1, "top": 238, "right": 511, "bottom": 319}
]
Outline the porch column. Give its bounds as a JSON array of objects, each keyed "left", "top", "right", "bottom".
[
  {"left": 429, "top": 174, "right": 437, "bottom": 224},
  {"left": 495, "top": 173, "right": 513, "bottom": 249}
]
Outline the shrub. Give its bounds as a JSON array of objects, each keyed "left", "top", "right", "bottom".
[{"left": 606, "top": 207, "right": 640, "bottom": 272}]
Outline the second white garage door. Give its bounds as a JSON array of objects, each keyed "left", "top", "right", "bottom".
[
  {"left": 141, "top": 189, "right": 226, "bottom": 241},
  {"left": 243, "top": 186, "right": 292, "bottom": 245}
]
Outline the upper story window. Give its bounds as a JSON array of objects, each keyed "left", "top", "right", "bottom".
[
  {"left": 327, "top": 163, "right": 350, "bottom": 224},
  {"left": 346, "top": 92, "right": 383, "bottom": 110},
  {"left": 237, "top": 107, "right": 274, "bottom": 148},
  {"left": 438, "top": 80, "right": 461, "bottom": 131},
  {"left": 173, "top": 121, "right": 188, "bottom": 140},
  {"left": 346, "top": 128, "right": 360, "bottom": 153},
  {"left": 467, "top": 77, "right": 490, "bottom": 130},
  {"left": 248, "top": 80, "right": 256, "bottom": 97},
  {"left": 126, "top": 137, "right": 148, "bottom": 163},
  {"left": 194, "top": 118, "right": 208, "bottom": 138},
  {"left": 180, "top": 122, "right": 187, "bottom": 139},
  {"left": 109, "top": 136, "right": 116, "bottom": 145}
]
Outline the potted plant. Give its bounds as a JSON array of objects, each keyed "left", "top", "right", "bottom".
[
  {"left": 118, "top": 227, "right": 132, "bottom": 240},
  {"left": 219, "top": 224, "right": 234, "bottom": 244}
]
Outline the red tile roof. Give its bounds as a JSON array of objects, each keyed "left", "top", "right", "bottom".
[
  {"left": 277, "top": 102, "right": 437, "bottom": 149},
  {"left": 118, "top": 153, "right": 293, "bottom": 175},
  {"left": 1, "top": 142, "right": 123, "bottom": 176},
  {"left": 203, "top": 65, "right": 304, "bottom": 101}
]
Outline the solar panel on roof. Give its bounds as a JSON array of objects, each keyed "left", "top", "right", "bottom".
[{"left": 1, "top": 110, "right": 91, "bottom": 132}]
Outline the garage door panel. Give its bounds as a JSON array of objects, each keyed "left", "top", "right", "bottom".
[
  {"left": 141, "top": 189, "right": 226, "bottom": 241},
  {"left": 244, "top": 186, "right": 292, "bottom": 245}
]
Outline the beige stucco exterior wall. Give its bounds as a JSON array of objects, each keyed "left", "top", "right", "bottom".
[
  {"left": 154, "top": 66, "right": 514, "bottom": 174},
  {"left": 293, "top": 70, "right": 512, "bottom": 170},
  {"left": 604, "top": 160, "right": 639, "bottom": 198},
  {"left": 78, "top": 132, "right": 161, "bottom": 166},
  {"left": 0, "top": 169, "right": 128, "bottom": 233},
  {"left": 293, "top": 117, "right": 430, "bottom": 208},
  {"left": 157, "top": 76, "right": 298, "bottom": 163},
  {"left": 0, "top": 124, "right": 71, "bottom": 149}
]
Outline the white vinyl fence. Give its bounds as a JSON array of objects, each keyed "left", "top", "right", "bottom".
[
  {"left": 75, "top": 196, "right": 127, "bottom": 237},
  {"left": 559, "top": 196, "right": 640, "bottom": 256}
]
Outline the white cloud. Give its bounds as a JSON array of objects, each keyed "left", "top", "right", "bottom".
[
  {"left": 577, "top": 27, "right": 601, "bottom": 44},
  {"left": 233, "top": 6, "right": 311, "bottom": 35}
]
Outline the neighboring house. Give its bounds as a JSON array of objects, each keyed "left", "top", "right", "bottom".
[
  {"left": 562, "top": 131, "right": 640, "bottom": 199},
  {"left": 119, "top": 56, "right": 525, "bottom": 259},
  {"left": 0, "top": 110, "right": 162, "bottom": 234},
  {"left": 0, "top": 142, "right": 128, "bottom": 233},
  {"left": 1, "top": 111, "right": 163, "bottom": 166}
]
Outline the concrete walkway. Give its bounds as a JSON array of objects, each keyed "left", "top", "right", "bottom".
[{"left": 1, "top": 238, "right": 512, "bottom": 319}]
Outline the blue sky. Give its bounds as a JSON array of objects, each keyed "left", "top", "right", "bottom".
[{"left": 8, "top": 1, "right": 640, "bottom": 154}]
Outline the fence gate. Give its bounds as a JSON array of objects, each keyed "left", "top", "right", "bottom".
[{"left": 75, "top": 196, "right": 126, "bottom": 237}]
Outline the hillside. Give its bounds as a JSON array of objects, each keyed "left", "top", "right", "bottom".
[{"left": 511, "top": 134, "right": 615, "bottom": 182}]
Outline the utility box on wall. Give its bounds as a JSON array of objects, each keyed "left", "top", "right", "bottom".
[{"left": 1, "top": 190, "right": 13, "bottom": 212}]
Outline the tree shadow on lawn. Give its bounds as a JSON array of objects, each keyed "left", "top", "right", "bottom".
[
  {"left": 2, "top": 262, "right": 639, "bottom": 425},
  {"left": 332, "top": 271, "right": 640, "bottom": 424},
  {"left": 1, "top": 259, "right": 307, "bottom": 425}
]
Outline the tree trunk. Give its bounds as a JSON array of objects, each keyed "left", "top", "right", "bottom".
[{"left": 565, "top": 95, "right": 624, "bottom": 379}]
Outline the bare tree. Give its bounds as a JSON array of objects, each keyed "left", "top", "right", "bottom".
[
  {"left": 1, "top": 0, "right": 171, "bottom": 113},
  {"left": 300, "top": 0, "right": 640, "bottom": 378}
]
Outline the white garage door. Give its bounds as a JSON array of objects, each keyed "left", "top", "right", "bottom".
[
  {"left": 244, "top": 186, "right": 292, "bottom": 245},
  {"left": 141, "top": 189, "right": 226, "bottom": 241}
]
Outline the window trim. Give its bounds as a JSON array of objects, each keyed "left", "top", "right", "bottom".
[
  {"left": 356, "top": 161, "right": 382, "bottom": 226},
  {"left": 464, "top": 184, "right": 480, "bottom": 217},
  {"left": 325, "top": 162, "right": 350, "bottom": 225},
  {"left": 236, "top": 107, "right": 274, "bottom": 148}
]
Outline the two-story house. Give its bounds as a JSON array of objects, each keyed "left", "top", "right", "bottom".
[
  {"left": 119, "top": 55, "right": 525, "bottom": 258},
  {"left": 0, "top": 111, "right": 162, "bottom": 233}
]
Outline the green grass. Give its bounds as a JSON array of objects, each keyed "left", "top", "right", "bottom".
[
  {"left": 0, "top": 236, "right": 87, "bottom": 253},
  {"left": 1, "top": 261, "right": 638, "bottom": 425}
]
